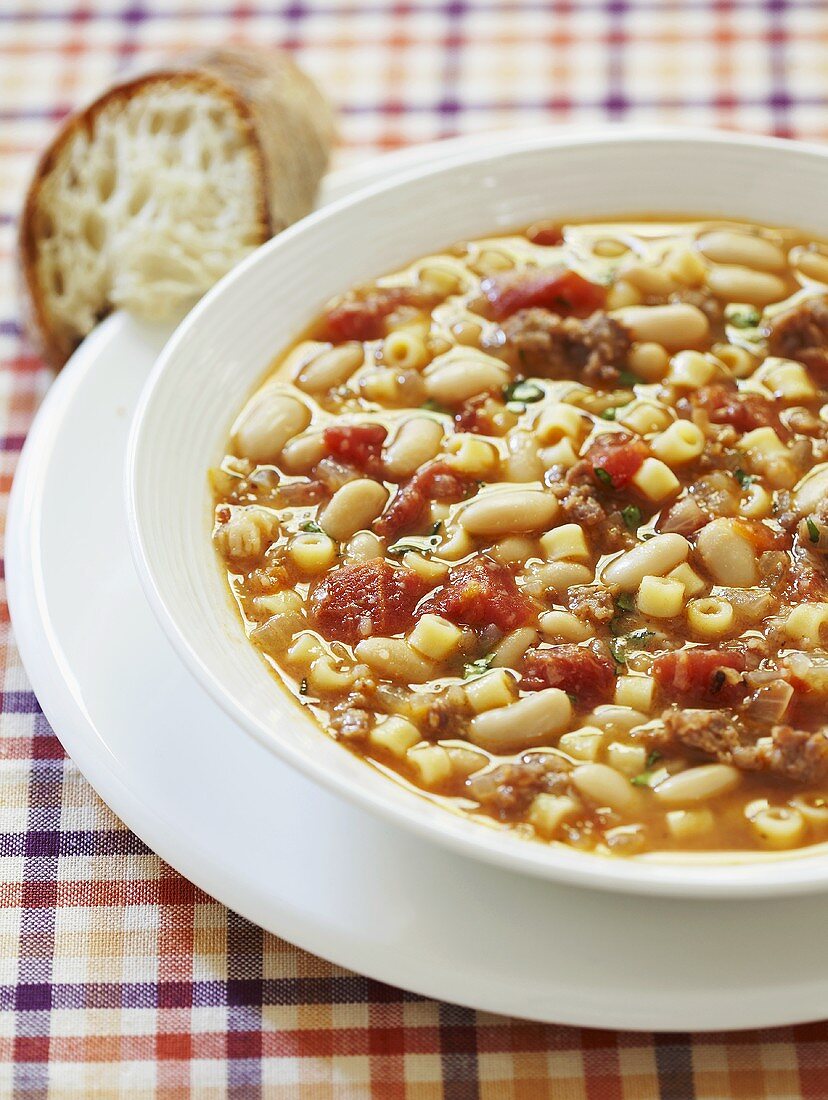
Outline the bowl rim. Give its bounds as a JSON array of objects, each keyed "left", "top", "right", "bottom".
[{"left": 127, "top": 125, "right": 828, "bottom": 898}]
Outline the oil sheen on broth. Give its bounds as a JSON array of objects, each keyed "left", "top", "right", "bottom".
[{"left": 210, "top": 218, "right": 828, "bottom": 858}]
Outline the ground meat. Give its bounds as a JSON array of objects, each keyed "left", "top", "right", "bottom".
[
  {"left": 466, "top": 753, "right": 571, "bottom": 819},
  {"left": 417, "top": 555, "right": 535, "bottom": 633},
  {"left": 691, "top": 384, "right": 780, "bottom": 433},
  {"left": 482, "top": 268, "right": 607, "bottom": 321},
  {"left": 415, "top": 685, "right": 474, "bottom": 740},
  {"left": 496, "top": 308, "right": 631, "bottom": 387},
  {"left": 568, "top": 584, "right": 616, "bottom": 625},
  {"left": 688, "top": 471, "right": 741, "bottom": 518},
  {"left": 454, "top": 393, "right": 506, "bottom": 434},
  {"left": 767, "top": 296, "right": 828, "bottom": 381},
  {"left": 656, "top": 709, "right": 828, "bottom": 783},
  {"left": 549, "top": 460, "right": 635, "bottom": 551},
  {"left": 310, "top": 560, "right": 430, "bottom": 645},
  {"left": 520, "top": 643, "right": 616, "bottom": 708},
  {"left": 330, "top": 705, "right": 374, "bottom": 741}
]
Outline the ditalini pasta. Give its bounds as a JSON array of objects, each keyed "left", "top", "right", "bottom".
[{"left": 211, "top": 218, "right": 828, "bottom": 857}]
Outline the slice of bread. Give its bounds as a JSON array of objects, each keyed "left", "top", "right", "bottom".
[{"left": 19, "top": 47, "right": 335, "bottom": 367}]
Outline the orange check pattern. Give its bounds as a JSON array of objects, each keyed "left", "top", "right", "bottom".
[{"left": 2, "top": 2, "right": 828, "bottom": 1096}]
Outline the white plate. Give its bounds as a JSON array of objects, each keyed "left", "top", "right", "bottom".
[{"left": 8, "top": 138, "right": 828, "bottom": 1031}]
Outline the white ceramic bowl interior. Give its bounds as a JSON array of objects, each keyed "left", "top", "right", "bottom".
[{"left": 129, "top": 128, "right": 828, "bottom": 897}]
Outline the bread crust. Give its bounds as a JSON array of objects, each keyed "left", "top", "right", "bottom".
[{"left": 19, "top": 49, "right": 334, "bottom": 368}]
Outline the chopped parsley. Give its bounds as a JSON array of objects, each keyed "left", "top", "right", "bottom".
[
  {"left": 621, "top": 504, "right": 642, "bottom": 531},
  {"left": 299, "top": 678, "right": 309, "bottom": 696},
  {"left": 617, "top": 369, "right": 639, "bottom": 388},
  {"left": 503, "top": 379, "right": 545, "bottom": 405},
  {"left": 388, "top": 527, "right": 442, "bottom": 556},
  {"left": 631, "top": 764, "right": 669, "bottom": 789},
  {"left": 806, "top": 516, "right": 821, "bottom": 545},
  {"left": 594, "top": 467, "right": 613, "bottom": 487},
  {"left": 641, "top": 531, "right": 656, "bottom": 541},
  {"left": 725, "top": 304, "right": 762, "bottom": 329},
  {"left": 733, "top": 468, "right": 757, "bottom": 489},
  {"left": 463, "top": 653, "right": 496, "bottom": 680},
  {"left": 300, "top": 520, "right": 323, "bottom": 533},
  {"left": 420, "top": 398, "right": 449, "bottom": 415},
  {"left": 616, "top": 592, "right": 635, "bottom": 612},
  {"left": 609, "top": 637, "right": 627, "bottom": 665},
  {"left": 600, "top": 407, "right": 617, "bottom": 421},
  {"left": 628, "top": 628, "right": 656, "bottom": 645},
  {"left": 646, "top": 750, "right": 662, "bottom": 768}
]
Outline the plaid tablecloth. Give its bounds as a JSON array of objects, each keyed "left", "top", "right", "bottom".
[{"left": 3, "top": 2, "right": 828, "bottom": 1096}]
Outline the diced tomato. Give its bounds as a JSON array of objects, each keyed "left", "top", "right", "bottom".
[
  {"left": 373, "top": 461, "right": 476, "bottom": 538},
  {"left": 322, "top": 423, "right": 386, "bottom": 473},
  {"left": 520, "top": 645, "right": 615, "bottom": 708},
  {"left": 585, "top": 432, "right": 649, "bottom": 490},
  {"left": 732, "top": 517, "right": 790, "bottom": 553},
  {"left": 417, "top": 556, "right": 535, "bottom": 633},
  {"left": 526, "top": 223, "right": 564, "bottom": 247},
  {"left": 481, "top": 268, "right": 606, "bottom": 322},
  {"left": 652, "top": 647, "right": 748, "bottom": 708},
  {"left": 454, "top": 394, "right": 502, "bottom": 434},
  {"left": 696, "top": 385, "right": 780, "bottom": 434},
  {"left": 309, "top": 560, "right": 430, "bottom": 645},
  {"left": 322, "top": 286, "right": 433, "bottom": 342}
]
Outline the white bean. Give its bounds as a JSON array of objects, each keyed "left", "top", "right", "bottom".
[
  {"left": 695, "top": 518, "right": 759, "bottom": 587},
  {"left": 490, "top": 627, "right": 538, "bottom": 668},
  {"left": 698, "top": 231, "right": 786, "bottom": 272},
  {"left": 706, "top": 264, "right": 787, "bottom": 307},
  {"left": 280, "top": 430, "right": 326, "bottom": 473},
  {"left": 424, "top": 355, "right": 509, "bottom": 405},
  {"left": 459, "top": 489, "right": 558, "bottom": 537},
  {"left": 233, "top": 388, "right": 311, "bottom": 464},
  {"left": 654, "top": 763, "right": 741, "bottom": 805},
  {"left": 354, "top": 638, "right": 437, "bottom": 683},
  {"left": 384, "top": 417, "right": 444, "bottom": 478},
  {"left": 601, "top": 533, "right": 690, "bottom": 591},
  {"left": 295, "top": 343, "right": 364, "bottom": 393},
  {"left": 571, "top": 763, "right": 640, "bottom": 813},
  {"left": 794, "top": 465, "right": 828, "bottom": 515},
  {"left": 613, "top": 304, "right": 709, "bottom": 351},
  {"left": 319, "top": 479, "right": 389, "bottom": 541},
  {"left": 345, "top": 531, "right": 383, "bottom": 563},
  {"left": 790, "top": 246, "right": 828, "bottom": 284},
  {"left": 467, "top": 687, "right": 572, "bottom": 753}
]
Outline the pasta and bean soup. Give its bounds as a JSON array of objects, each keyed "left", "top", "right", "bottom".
[{"left": 211, "top": 218, "right": 828, "bottom": 857}]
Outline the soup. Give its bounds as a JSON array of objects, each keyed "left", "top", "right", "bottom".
[{"left": 211, "top": 218, "right": 828, "bottom": 857}]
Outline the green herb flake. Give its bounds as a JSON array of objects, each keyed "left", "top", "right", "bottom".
[
  {"left": 618, "top": 370, "right": 639, "bottom": 388},
  {"left": 299, "top": 678, "right": 309, "bottom": 696},
  {"left": 621, "top": 504, "right": 642, "bottom": 531},
  {"left": 733, "top": 468, "right": 757, "bottom": 489},
  {"left": 726, "top": 304, "right": 762, "bottom": 329},
  {"left": 600, "top": 407, "right": 617, "bottom": 421},
  {"left": 631, "top": 771, "right": 653, "bottom": 787},
  {"left": 609, "top": 637, "right": 627, "bottom": 665},
  {"left": 504, "top": 379, "right": 545, "bottom": 405},
  {"left": 388, "top": 532, "right": 442, "bottom": 556},
  {"left": 806, "top": 516, "right": 821, "bottom": 544},
  {"left": 463, "top": 653, "right": 496, "bottom": 680},
  {"left": 632, "top": 765, "right": 669, "bottom": 789},
  {"left": 594, "top": 467, "right": 614, "bottom": 488},
  {"left": 420, "top": 398, "right": 449, "bottom": 415},
  {"left": 616, "top": 592, "right": 635, "bottom": 612},
  {"left": 629, "top": 628, "right": 656, "bottom": 644},
  {"left": 300, "top": 520, "right": 323, "bottom": 534},
  {"left": 646, "top": 750, "right": 662, "bottom": 768},
  {"left": 641, "top": 532, "right": 656, "bottom": 541}
]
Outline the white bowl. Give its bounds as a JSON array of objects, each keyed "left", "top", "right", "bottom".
[{"left": 128, "top": 127, "right": 828, "bottom": 897}]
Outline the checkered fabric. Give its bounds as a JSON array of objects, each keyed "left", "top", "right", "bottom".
[{"left": 3, "top": 1, "right": 828, "bottom": 1096}]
